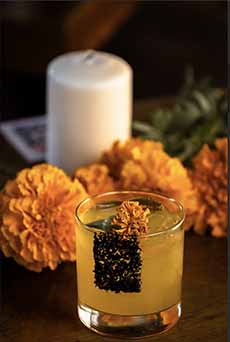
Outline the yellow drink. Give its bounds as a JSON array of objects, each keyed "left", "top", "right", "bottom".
[{"left": 75, "top": 191, "right": 185, "bottom": 338}]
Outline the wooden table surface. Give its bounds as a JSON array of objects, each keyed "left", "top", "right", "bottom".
[{"left": 0, "top": 99, "right": 228, "bottom": 342}]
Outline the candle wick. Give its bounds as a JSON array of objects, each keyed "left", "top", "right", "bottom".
[{"left": 84, "top": 51, "right": 95, "bottom": 64}]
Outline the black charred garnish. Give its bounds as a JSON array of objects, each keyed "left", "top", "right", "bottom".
[
  {"left": 91, "top": 200, "right": 153, "bottom": 293},
  {"left": 93, "top": 231, "right": 142, "bottom": 293}
]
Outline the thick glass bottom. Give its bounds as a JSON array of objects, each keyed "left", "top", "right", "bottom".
[{"left": 77, "top": 302, "right": 181, "bottom": 339}]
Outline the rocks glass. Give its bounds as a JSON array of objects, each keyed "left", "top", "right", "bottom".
[{"left": 75, "top": 191, "right": 185, "bottom": 338}]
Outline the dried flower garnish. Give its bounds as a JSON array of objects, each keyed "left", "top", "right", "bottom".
[
  {"left": 190, "top": 137, "right": 227, "bottom": 237},
  {"left": 92, "top": 200, "right": 150, "bottom": 293},
  {"left": 93, "top": 231, "right": 142, "bottom": 293},
  {"left": 111, "top": 200, "right": 150, "bottom": 235},
  {"left": 73, "top": 163, "right": 115, "bottom": 196},
  {"left": 0, "top": 164, "right": 88, "bottom": 272}
]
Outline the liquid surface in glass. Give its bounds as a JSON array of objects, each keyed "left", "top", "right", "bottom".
[{"left": 76, "top": 199, "right": 184, "bottom": 315}]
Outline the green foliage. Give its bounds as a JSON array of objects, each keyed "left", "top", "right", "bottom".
[{"left": 133, "top": 67, "right": 227, "bottom": 164}]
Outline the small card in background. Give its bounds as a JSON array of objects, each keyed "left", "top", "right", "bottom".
[{"left": 0, "top": 116, "right": 46, "bottom": 162}]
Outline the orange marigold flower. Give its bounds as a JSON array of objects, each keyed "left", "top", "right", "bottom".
[
  {"left": 101, "top": 138, "right": 163, "bottom": 179},
  {"left": 190, "top": 138, "right": 227, "bottom": 237},
  {"left": 0, "top": 164, "right": 88, "bottom": 272},
  {"left": 102, "top": 138, "right": 198, "bottom": 229},
  {"left": 111, "top": 200, "right": 150, "bottom": 235},
  {"left": 73, "top": 163, "right": 115, "bottom": 196}
]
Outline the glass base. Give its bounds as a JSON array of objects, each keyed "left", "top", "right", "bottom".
[{"left": 78, "top": 302, "right": 181, "bottom": 339}]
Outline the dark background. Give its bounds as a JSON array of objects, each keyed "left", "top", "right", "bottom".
[{"left": 0, "top": 1, "right": 227, "bottom": 121}]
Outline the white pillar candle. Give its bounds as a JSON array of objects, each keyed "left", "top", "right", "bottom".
[{"left": 46, "top": 50, "right": 132, "bottom": 174}]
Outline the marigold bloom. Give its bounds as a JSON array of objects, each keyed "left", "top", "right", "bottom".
[
  {"left": 73, "top": 163, "right": 115, "bottom": 196},
  {"left": 102, "top": 138, "right": 198, "bottom": 229},
  {"left": 101, "top": 138, "right": 163, "bottom": 179},
  {"left": 0, "top": 164, "right": 88, "bottom": 271},
  {"left": 112, "top": 200, "right": 150, "bottom": 235},
  {"left": 191, "top": 138, "right": 227, "bottom": 237}
]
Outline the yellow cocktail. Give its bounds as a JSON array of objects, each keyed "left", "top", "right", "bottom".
[{"left": 75, "top": 191, "right": 185, "bottom": 338}]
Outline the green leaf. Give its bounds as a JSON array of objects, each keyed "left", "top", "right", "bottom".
[
  {"left": 86, "top": 215, "right": 116, "bottom": 232},
  {"left": 132, "top": 120, "right": 154, "bottom": 133},
  {"left": 132, "top": 67, "right": 226, "bottom": 164},
  {"left": 132, "top": 120, "right": 163, "bottom": 140},
  {"left": 150, "top": 109, "right": 173, "bottom": 132}
]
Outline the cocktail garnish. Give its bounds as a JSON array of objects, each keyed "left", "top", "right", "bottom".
[
  {"left": 93, "top": 232, "right": 142, "bottom": 293},
  {"left": 111, "top": 200, "right": 150, "bottom": 235},
  {"left": 87, "top": 199, "right": 159, "bottom": 232},
  {"left": 92, "top": 200, "right": 153, "bottom": 293},
  {"left": 86, "top": 216, "right": 115, "bottom": 231}
]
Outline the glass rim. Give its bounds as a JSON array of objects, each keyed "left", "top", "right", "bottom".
[{"left": 75, "top": 190, "right": 185, "bottom": 238}]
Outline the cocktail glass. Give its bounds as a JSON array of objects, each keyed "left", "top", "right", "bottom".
[{"left": 75, "top": 191, "right": 185, "bottom": 338}]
